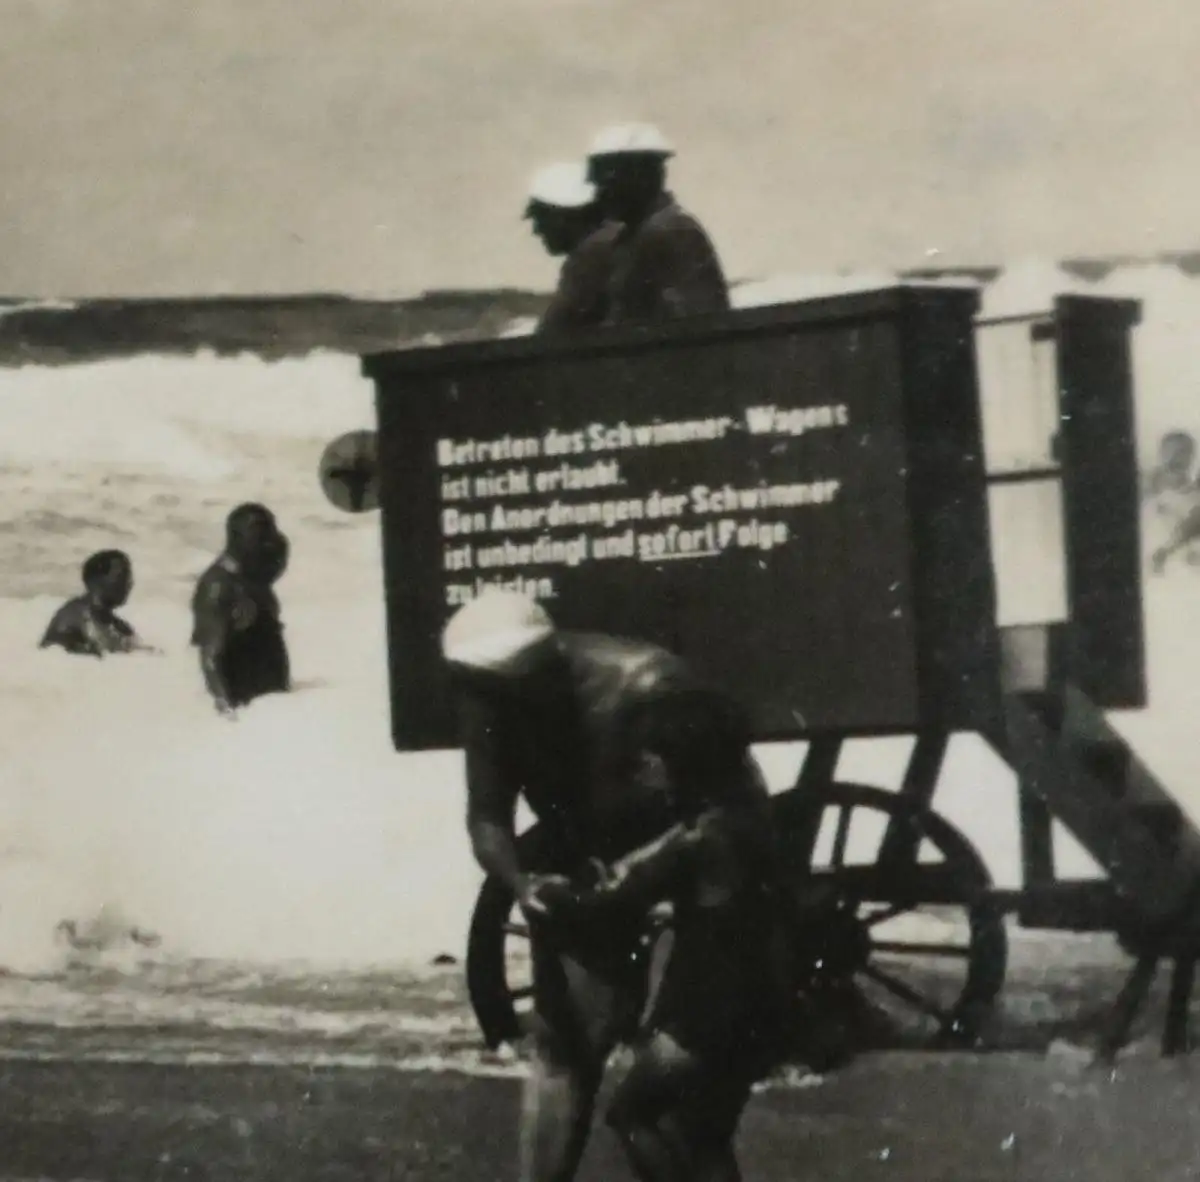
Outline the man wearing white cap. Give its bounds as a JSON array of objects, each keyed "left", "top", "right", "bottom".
[
  {"left": 524, "top": 161, "right": 620, "bottom": 335},
  {"left": 585, "top": 123, "right": 730, "bottom": 325},
  {"left": 441, "top": 590, "right": 776, "bottom": 1182}
]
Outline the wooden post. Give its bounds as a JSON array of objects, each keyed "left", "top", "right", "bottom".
[
  {"left": 878, "top": 730, "right": 949, "bottom": 870},
  {"left": 1096, "top": 956, "right": 1158, "bottom": 1063},
  {"left": 1163, "top": 958, "right": 1195, "bottom": 1057}
]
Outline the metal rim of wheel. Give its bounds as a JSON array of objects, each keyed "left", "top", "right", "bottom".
[
  {"left": 466, "top": 866, "right": 537, "bottom": 1050},
  {"left": 773, "top": 780, "right": 1008, "bottom": 1048}
]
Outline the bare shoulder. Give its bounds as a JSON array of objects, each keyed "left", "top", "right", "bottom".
[
  {"left": 46, "top": 595, "right": 85, "bottom": 627},
  {"left": 191, "top": 563, "right": 240, "bottom": 623},
  {"left": 41, "top": 595, "right": 85, "bottom": 642}
]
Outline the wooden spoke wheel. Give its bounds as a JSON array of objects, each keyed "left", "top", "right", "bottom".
[
  {"left": 774, "top": 781, "right": 1008, "bottom": 1048},
  {"left": 465, "top": 825, "right": 551, "bottom": 1051}
]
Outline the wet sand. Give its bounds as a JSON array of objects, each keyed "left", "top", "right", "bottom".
[{"left": 1, "top": 1052, "right": 1198, "bottom": 1182}]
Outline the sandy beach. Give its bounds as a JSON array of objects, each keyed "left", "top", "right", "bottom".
[{"left": 1, "top": 1050, "right": 1199, "bottom": 1182}]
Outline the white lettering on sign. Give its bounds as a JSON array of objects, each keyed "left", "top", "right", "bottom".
[{"left": 432, "top": 405, "right": 852, "bottom": 605}]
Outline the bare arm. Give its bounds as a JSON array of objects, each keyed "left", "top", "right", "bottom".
[
  {"left": 1152, "top": 502, "right": 1200, "bottom": 572},
  {"left": 111, "top": 615, "right": 160, "bottom": 655},
  {"left": 80, "top": 615, "right": 111, "bottom": 658},
  {"left": 460, "top": 695, "right": 526, "bottom": 894},
  {"left": 192, "top": 580, "right": 236, "bottom": 714},
  {"left": 580, "top": 822, "right": 702, "bottom": 912},
  {"left": 467, "top": 805, "right": 525, "bottom": 895}
]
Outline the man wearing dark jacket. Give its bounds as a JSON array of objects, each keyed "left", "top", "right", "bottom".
[
  {"left": 585, "top": 124, "right": 730, "bottom": 325},
  {"left": 525, "top": 161, "right": 621, "bottom": 335}
]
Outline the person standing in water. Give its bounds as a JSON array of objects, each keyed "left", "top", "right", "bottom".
[
  {"left": 191, "top": 503, "right": 291, "bottom": 718},
  {"left": 542, "top": 686, "right": 793, "bottom": 1182},
  {"left": 40, "top": 549, "right": 156, "bottom": 658}
]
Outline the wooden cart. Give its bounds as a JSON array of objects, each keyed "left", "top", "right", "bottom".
[{"left": 363, "top": 288, "right": 1200, "bottom": 1062}]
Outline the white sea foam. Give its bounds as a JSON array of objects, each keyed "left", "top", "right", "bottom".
[{"left": 0, "top": 263, "right": 1196, "bottom": 997}]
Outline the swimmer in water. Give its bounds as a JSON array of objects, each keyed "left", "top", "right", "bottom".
[
  {"left": 55, "top": 919, "right": 162, "bottom": 951},
  {"left": 190, "top": 503, "right": 291, "bottom": 719},
  {"left": 39, "top": 549, "right": 157, "bottom": 658}
]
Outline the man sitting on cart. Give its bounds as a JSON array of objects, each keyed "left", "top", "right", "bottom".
[
  {"left": 441, "top": 590, "right": 791, "bottom": 1182},
  {"left": 584, "top": 123, "right": 731, "bottom": 325},
  {"left": 524, "top": 161, "right": 620, "bottom": 336}
]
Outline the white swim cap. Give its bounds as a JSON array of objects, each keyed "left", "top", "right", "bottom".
[
  {"left": 442, "top": 590, "right": 556, "bottom": 671},
  {"left": 587, "top": 123, "right": 674, "bottom": 159},
  {"left": 526, "top": 161, "right": 597, "bottom": 210}
]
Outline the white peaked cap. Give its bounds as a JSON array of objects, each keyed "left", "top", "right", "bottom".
[
  {"left": 588, "top": 122, "right": 675, "bottom": 159},
  {"left": 442, "top": 590, "right": 556, "bottom": 671},
  {"left": 527, "top": 161, "right": 597, "bottom": 209}
]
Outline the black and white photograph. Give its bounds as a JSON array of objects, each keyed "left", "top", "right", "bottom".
[{"left": 3, "top": 2, "right": 1200, "bottom": 1179}]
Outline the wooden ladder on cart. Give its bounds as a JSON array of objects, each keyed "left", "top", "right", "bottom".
[
  {"left": 810, "top": 686, "right": 1200, "bottom": 1060},
  {"left": 971, "top": 299, "right": 1200, "bottom": 1059},
  {"left": 991, "top": 679, "right": 1200, "bottom": 1060}
]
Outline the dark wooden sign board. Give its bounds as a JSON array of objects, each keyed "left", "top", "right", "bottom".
[{"left": 364, "top": 286, "right": 1004, "bottom": 752}]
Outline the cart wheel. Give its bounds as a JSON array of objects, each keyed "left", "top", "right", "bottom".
[{"left": 773, "top": 781, "right": 1008, "bottom": 1048}]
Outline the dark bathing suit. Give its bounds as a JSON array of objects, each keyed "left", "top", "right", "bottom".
[
  {"left": 583, "top": 801, "right": 792, "bottom": 1069},
  {"left": 190, "top": 560, "right": 290, "bottom": 708}
]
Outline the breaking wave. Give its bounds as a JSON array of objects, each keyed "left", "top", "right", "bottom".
[{"left": 0, "top": 261, "right": 1199, "bottom": 1073}]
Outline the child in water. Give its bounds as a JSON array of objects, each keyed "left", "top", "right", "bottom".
[
  {"left": 546, "top": 687, "right": 794, "bottom": 1182},
  {"left": 40, "top": 549, "right": 156, "bottom": 658}
]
